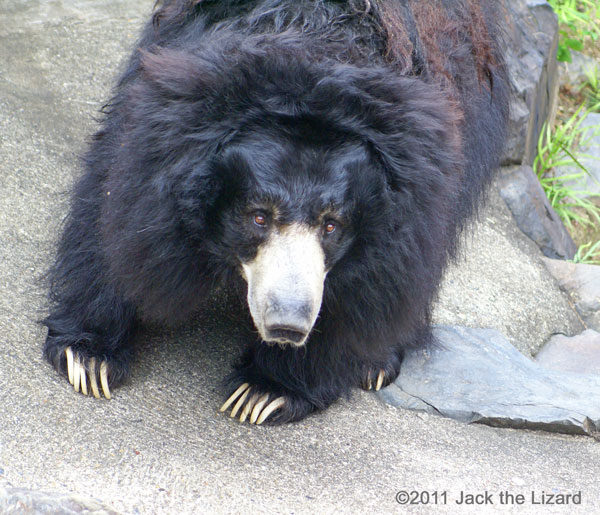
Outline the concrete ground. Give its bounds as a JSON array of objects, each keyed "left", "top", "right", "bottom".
[{"left": 0, "top": 1, "right": 598, "bottom": 513}]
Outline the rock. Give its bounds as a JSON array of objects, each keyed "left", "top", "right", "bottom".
[
  {"left": 498, "top": 165, "right": 577, "bottom": 259},
  {"left": 0, "top": 487, "right": 120, "bottom": 514},
  {"left": 502, "top": 0, "right": 559, "bottom": 166},
  {"left": 553, "top": 113, "right": 600, "bottom": 196},
  {"left": 559, "top": 51, "right": 598, "bottom": 86},
  {"left": 378, "top": 326, "right": 600, "bottom": 436},
  {"left": 435, "top": 181, "right": 584, "bottom": 358},
  {"left": 536, "top": 330, "right": 600, "bottom": 375},
  {"left": 541, "top": 257, "right": 600, "bottom": 330}
]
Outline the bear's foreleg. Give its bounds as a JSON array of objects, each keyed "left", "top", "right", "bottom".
[
  {"left": 43, "top": 203, "right": 137, "bottom": 399},
  {"left": 44, "top": 290, "right": 136, "bottom": 399}
]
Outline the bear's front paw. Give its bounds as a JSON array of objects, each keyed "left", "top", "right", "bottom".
[
  {"left": 64, "top": 347, "right": 112, "bottom": 399},
  {"left": 362, "top": 368, "right": 388, "bottom": 391},
  {"left": 219, "top": 380, "right": 318, "bottom": 425},
  {"left": 219, "top": 383, "right": 286, "bottom": 424},
  {"left": 361, "top": 360, "right": 401, "bottom": 391}
]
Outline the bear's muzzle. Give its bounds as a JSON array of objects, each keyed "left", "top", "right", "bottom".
[{"left": 241, "top": 224, "right": 325, "bottom": 346}]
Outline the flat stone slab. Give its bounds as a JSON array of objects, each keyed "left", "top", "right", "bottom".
[
  {"left": 536, "top": 330, "right": 600, "bottom": 375},
  {"left": 378, "top": 326, "right": 600, "bottom": 436}
]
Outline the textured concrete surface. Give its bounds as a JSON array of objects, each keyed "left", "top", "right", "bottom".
[{"left": 1, "top": 1, "right": 598, "bottom": 514}]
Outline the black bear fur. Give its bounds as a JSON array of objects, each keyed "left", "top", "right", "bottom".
[{"left": 43, "top": 0, "right": 509, "bottom": 423}]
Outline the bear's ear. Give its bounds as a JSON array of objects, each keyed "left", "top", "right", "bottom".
[
  {"left": 139, "top": 47, "right": 210, "bottom": 98},
  {"left": 309, "top": 66, "right": 464, "bottom": 193}
]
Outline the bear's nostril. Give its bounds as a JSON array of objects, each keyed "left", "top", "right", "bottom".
[
  {"left": 262, "top": 298, "right": 314, "bottom": 344},
  {"left": 265, "top": 325, "right": 307, "bottom": 344}
]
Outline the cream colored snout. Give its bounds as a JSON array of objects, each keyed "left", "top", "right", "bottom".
[{"left": 241, "top": 224, "right": 326, "bottom": 346}]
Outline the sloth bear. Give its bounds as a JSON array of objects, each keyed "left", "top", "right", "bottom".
[{"left": 43, "top": 0, "right": 509, "bottom": 424}]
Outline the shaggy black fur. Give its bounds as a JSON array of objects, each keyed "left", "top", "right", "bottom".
[{"left": 43, "top": 0, "right": 509, "bottom": 423}]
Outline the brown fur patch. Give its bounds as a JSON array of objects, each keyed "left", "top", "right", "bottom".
[
  {"left": 378, "top": 0, "right": 496, "bottom": 90},
  {"left": 465, "top": 0, "right": 496, "bottom": 86},
  {"left": 379, "top": 1, "right": 413, "bottom": 74},
  {"left": 410, "top": 1, "right": 461, "bottom": 87}
]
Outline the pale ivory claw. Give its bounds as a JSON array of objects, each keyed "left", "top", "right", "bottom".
[
  {"left": 375, "top": 370, "right": 385, "bottom": 391},
  {"left": 62, "top": 349, "right": 110, "bottom": 399},
  {"left": 256, "top": 397, "right": 285, "bottom": 425},
  {"left": 239, "top": 393, "right": 260, "bottom": 423},
  {"left": 65, "top": 347, "right": 74, "bottom": 385},
  {"left": 100, "top": 361, "right": 111, "bottom": 399},
  {"left": 73, "top": 353, "right": 81, "bottom": 393},
  {"left": 221, "top": 383, "right": 285, "bottom": 424},
  {"left": 250, "top": 393, "right": 270, "bottom": 424},
  {"left": 219, "top": 383, "right": 250, "bottom": 413},
  {"left": 80, "top": 359, "right": 88, "bottom": 396},
  {"left": 230, "top": 387, "right": 250, "bottom": 418},
  {"left": 89, "top": 358, "right": 101, "bottom": 399}
]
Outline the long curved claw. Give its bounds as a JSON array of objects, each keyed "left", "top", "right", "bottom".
[
  {"left": 80, "top": 360, "right": 88, "bottom": 396},
  {"left": 239, "top": 393, "right": 260, "bottom": 423},
  {"left": 62, "top": 349, "right": 111, "bottom": 399},
  {"left": 250, "top": 393, "right": 270, "bottom": 424},
  {"left": 230, "top": 387, "right": 250, "bottom": 418},
  {"left": 100, "top": 361, "right": 111, "bottom": 399},
  {"left": 89, "top": 358, "right": 101, "bottom": 399},
  {"left": 220, "top": 384, "right": 286, "bottom": 425},
  {"left": 65, "top": 347, "right": 74, "bottom": 386},
  {"left": 73, "top": 353, "right": 81, "bottom": 393},
  {"left": 375, "top": 369, "right": 385, "bottom": 391},
  {"left": 219, "top": 383, "right": 250, "bottom": 413},
  {"left": 362, "top": 368, "right": 389, "bottom": 392},
  {"left": 256, "top": 397, "right": 285, "bottom": 425}
]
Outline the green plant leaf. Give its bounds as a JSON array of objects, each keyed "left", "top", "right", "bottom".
[
  {"left": 556, "top": 44, "right": 572, "bottom": 62},
  {"left": 572, "top": 241, "right": 600, "bottom": 265},
  {"left": 564, "top": 37, "right": 585, "bottom": 51}
]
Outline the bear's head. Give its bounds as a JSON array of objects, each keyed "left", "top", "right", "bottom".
[
  {"left": 207, "top": 125, "right": 383, "bottom": 346},
  {"left": 112, "top": 31, "right": 462, "bottom": 345}
]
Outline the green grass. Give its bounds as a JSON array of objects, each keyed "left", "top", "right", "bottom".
[
  {"left": 571, "top": 239, "right": 600, "bottom": 263},
  {"left": 547, "top": 0, "right": 600, "bottom": 61},
  {"left": 533, "top": 107, "right": 600, "bottom": 229},
  {"left": 580, "top": 65, "right": 600, "bottom": 111},
  {"left": 541, "top": 1, "right": 600, "bottom": 262}
]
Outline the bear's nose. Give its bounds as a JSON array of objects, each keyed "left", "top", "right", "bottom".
[{"left": 263, "top": 299, "right": 312, "bottom": 345}]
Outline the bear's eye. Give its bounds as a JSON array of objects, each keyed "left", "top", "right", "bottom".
[
  {"left": 253, "top": 213, "right": 267, "bottom": 227},
  {"left": 324, "top": 221, "right": 336, "bottom": 235}
]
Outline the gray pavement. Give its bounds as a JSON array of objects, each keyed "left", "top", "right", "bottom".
[{"left": 1, "top": 1, "right": 598, "bottom": 513}]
